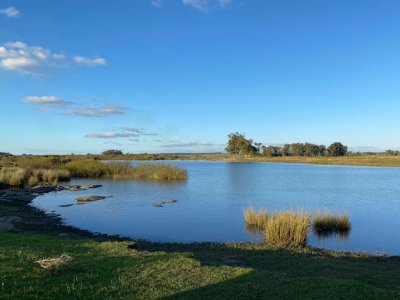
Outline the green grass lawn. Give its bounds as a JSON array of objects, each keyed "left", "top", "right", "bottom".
[{"left": 1, "top": 232, "right": 400, "bottom": 299}]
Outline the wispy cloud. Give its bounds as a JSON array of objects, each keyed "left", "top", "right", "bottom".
[
  {"left": 73, "top": 56, "right": 107, "bottom": 66},
  {"left": 182, "top": 0, "right": 231, "bottom": 12},
  {"left": 0, "top": 7, "right": 20, "bottom": 18},
  {"left": 85, "top": 128, "right": 158, "bottom": 140},
  {"left": 151, "top": 0, "right": 162, "bottom": 7},
  {"left": 23, "top": 96, "right": 73, "bottom": 105},
  {"left": 161, "top": 142, "right": 216, "bottom": 148},
  {"left": 123, "top": 127, "right": 158, "bottom": 136},
  {"left": 86, "top": 131, "right": 140, "bottom": 139},
  {"left": 0, "top": 41, "right": 106, "bottom": 75},
  {"left": 67, "top": 104, "right": 129, "bottom": 118}
]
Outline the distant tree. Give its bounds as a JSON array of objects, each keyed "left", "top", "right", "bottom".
[
  {"left": 281, "top": 144, "right": 292, "bottom": 156},
  {"left": 225, "top": 132, "right": 258, "bottom": 157},
  {"left": 327, "top": 142, "right": 348, "bottom": 157},
  {"left": 102, "top": 149, "right": 123, "bottom": 155},
  {"left": 0, "top": 152, "right": 12, "bottom": 156},
  {"left": 291, "top": 143, "right": 306, "bottom": 156},
  {"left": 318, "top": 145, "right": 327, "bottom": 156},
  {"left": 304, "top": 143, "right": 320, "bottom": 157},
  {"left": 262, "top": 146, "right": 281, "bottom": 157}
]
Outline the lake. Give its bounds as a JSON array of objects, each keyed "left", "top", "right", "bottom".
[{"left": 32, "top": 161, "right": 400, "bottom": 255}]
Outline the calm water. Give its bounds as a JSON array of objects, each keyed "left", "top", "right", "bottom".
[{"left": 32, "top": 161, "right": 400, "bottom": 255}]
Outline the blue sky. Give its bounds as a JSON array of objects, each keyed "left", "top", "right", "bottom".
[{"left": 1, "top": 0, "right": 400, "bottom": 154}]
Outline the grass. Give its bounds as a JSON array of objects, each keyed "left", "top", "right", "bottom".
[
  {"left": 0, "top": 167, "right": 70, "bottom": 187},
  {"left": 314, "top": 212, "right": 351, "bottom": 231},
  {"left": 243, "top": 208, "right": 269, "bottom": 228},
  {"left": 1, "top": 231, "right": 400, "bottom": 299},
  {"left": 265, "top": 211, "right": 311, "bottom": 247},
  {"left": 0, "top": 157, "right": 188, "bottom": 187},
  {"left": 63, "top": 160, "right": 188, "bottom": 181}
]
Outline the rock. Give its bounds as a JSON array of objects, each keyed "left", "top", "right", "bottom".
[
  {"left": 66, "top": 185, "right": 86, "bottom": 191},
  {"left": 162, "top": 199, "right": 177, "bottom": 204},
  {"left": 59, "top": 204, "right": 74, "bottom": 208},
  {"left": 76, "top": 195, "right": 110, "bottom": 202},
  {"left": 153, "top": 203, "right": 163, "bottom": 208},
  {"left": 86, "top": 184, "right": 103, "bottom": 189}
]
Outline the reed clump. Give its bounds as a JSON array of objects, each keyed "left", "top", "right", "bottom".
[
  {"left": 0, "top": 167, "right": 71, "bottom": 187},
  {"left": 313, "top": 212, "right": 351, "bottom": 232},
  {"left": 63, "top": 160, "right": 188, "bottom": 181},
  {"left": 265, "top": 211, "right": 311, "bottom": 247},
  {"left": 244, "top": 208, "right": 269, "bottom": 228}
]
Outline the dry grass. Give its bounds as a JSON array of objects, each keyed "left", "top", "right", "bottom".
[
  {"left": 63, "top": 160, "right": 187, "bottom": 181},
  {"left": 0, "top": 167, "right": 70, "bottom": 187},
  {"left": 265, "top": 211, "right": 311, "bottom": 247},
  {"left": 313, "top": 212, "right": 351, "bottom": 231},
  {"left": 243, "top": 208, "right": 269, "bottom": 228},
  {"left": 35, "top": 254, "right": 73, "bottom": 271}
]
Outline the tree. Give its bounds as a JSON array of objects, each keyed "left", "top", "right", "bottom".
[
  {"left": 262, "top": 146, "right": 281, "bottom": 157},
  {"left": 225, "top": 132, "right": 258, "bottom": 157},
  {"left": 281, "top": 144, "right": 292, "bottom": 156},
  {"left": 304, "top": 143, "right": 320, "bottom": 157},
  {"left": 327, "top": 142, "right": 348, "bottom": 157},
  {"left": 318, "top": 145, "right": 327, "bottom": 156},
  {"left": 102, "top": 149, "right": 123, "bottom": 155},
  {"left": 291, "top": 143, "right": 306, "bottom": 156}
]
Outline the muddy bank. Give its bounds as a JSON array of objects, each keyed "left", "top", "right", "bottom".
[{"left": 0, "top": 185, "right": 125, "bottom": 241}]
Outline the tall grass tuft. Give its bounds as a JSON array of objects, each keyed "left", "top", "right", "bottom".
[
  {"left": 265, "top": 211, "right": 311, "bottom": 247},
  {"left": 244, "top": 208, "right": 269, "bottom": 228},
  {"left": 313, "top": 212, "right": 351, "bottom": 232}
]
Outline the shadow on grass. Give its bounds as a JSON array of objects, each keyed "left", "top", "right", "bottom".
[{"left": 137, "top": 241, "right": 400, "bottom": 299}]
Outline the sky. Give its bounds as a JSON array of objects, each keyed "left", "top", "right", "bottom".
[{"left": 1, "top": 0, "right": 400, "bottom": 154}]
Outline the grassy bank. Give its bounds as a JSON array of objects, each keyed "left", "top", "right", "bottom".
[
  {"left": 1, "top": 232, "right": 400, "bottom": 299},
  {"left": 0, "top": 157, "right": 187, "bottom": 187},
  {"left": 1, "top": 190, "right": 400, "bottom": 299}
]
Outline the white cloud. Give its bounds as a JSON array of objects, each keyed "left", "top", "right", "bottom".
[
  {"left": 0, "top": 41, "right": 105, "bottom": 75},
  {"left": 1, "top": 57, "right": 37, "bottom": 70},
  {"left": 23, "top": 96, "right": 72, "bottom": 105},
  {"left": 74, "top": 56, "right": 107, "bottom": 66},
  {"left": 67, "top": 104, "right": 129, "bottom": 117},
  {"left": 182, "top": 0, "right": 231, "bottom": 11},
  {"left": 0, "top": 7, "right": 20, "bottom": 18},
  {"left": 151, "top": 0, "right": 162, "bottom": 7},
  {"left": 0, "top": 41, "right": 65, "bottom": 75}
]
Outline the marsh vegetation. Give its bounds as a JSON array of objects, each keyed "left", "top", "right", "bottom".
[
  {"left": 244, "top": 208, "right": 351, "bottom": 247},
  {"left": 0, "top": 156, "right": 187, "bottom": 188}
]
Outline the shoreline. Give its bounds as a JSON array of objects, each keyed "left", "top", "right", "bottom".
[
  {"left": 0, "top": 185, "right": 396, "bottom": 258},
  {"left": 2, "top": 186, "right": 400, "bottom": 298}
]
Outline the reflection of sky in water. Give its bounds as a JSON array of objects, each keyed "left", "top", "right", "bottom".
[{"left": 32, "top": 161, "right": 400, "bottom": 255}]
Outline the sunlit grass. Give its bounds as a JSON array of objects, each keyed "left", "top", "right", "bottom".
[
  {"left": 0, "top": 167, "right": 71, "bottom": 187},
  {"left": 265, "top": 211, "right": 311, "bottom": 247},
  {"left": 243, "top": 208, "right": 269, "bottom": 228}
]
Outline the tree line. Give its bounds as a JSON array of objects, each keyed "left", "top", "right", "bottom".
[{"left": 225, "top": 132, "right": 348, "bottom": 157}]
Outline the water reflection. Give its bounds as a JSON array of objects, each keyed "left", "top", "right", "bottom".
[{"left": 313, "top": 228, "right": 350, "bottom": 241}]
